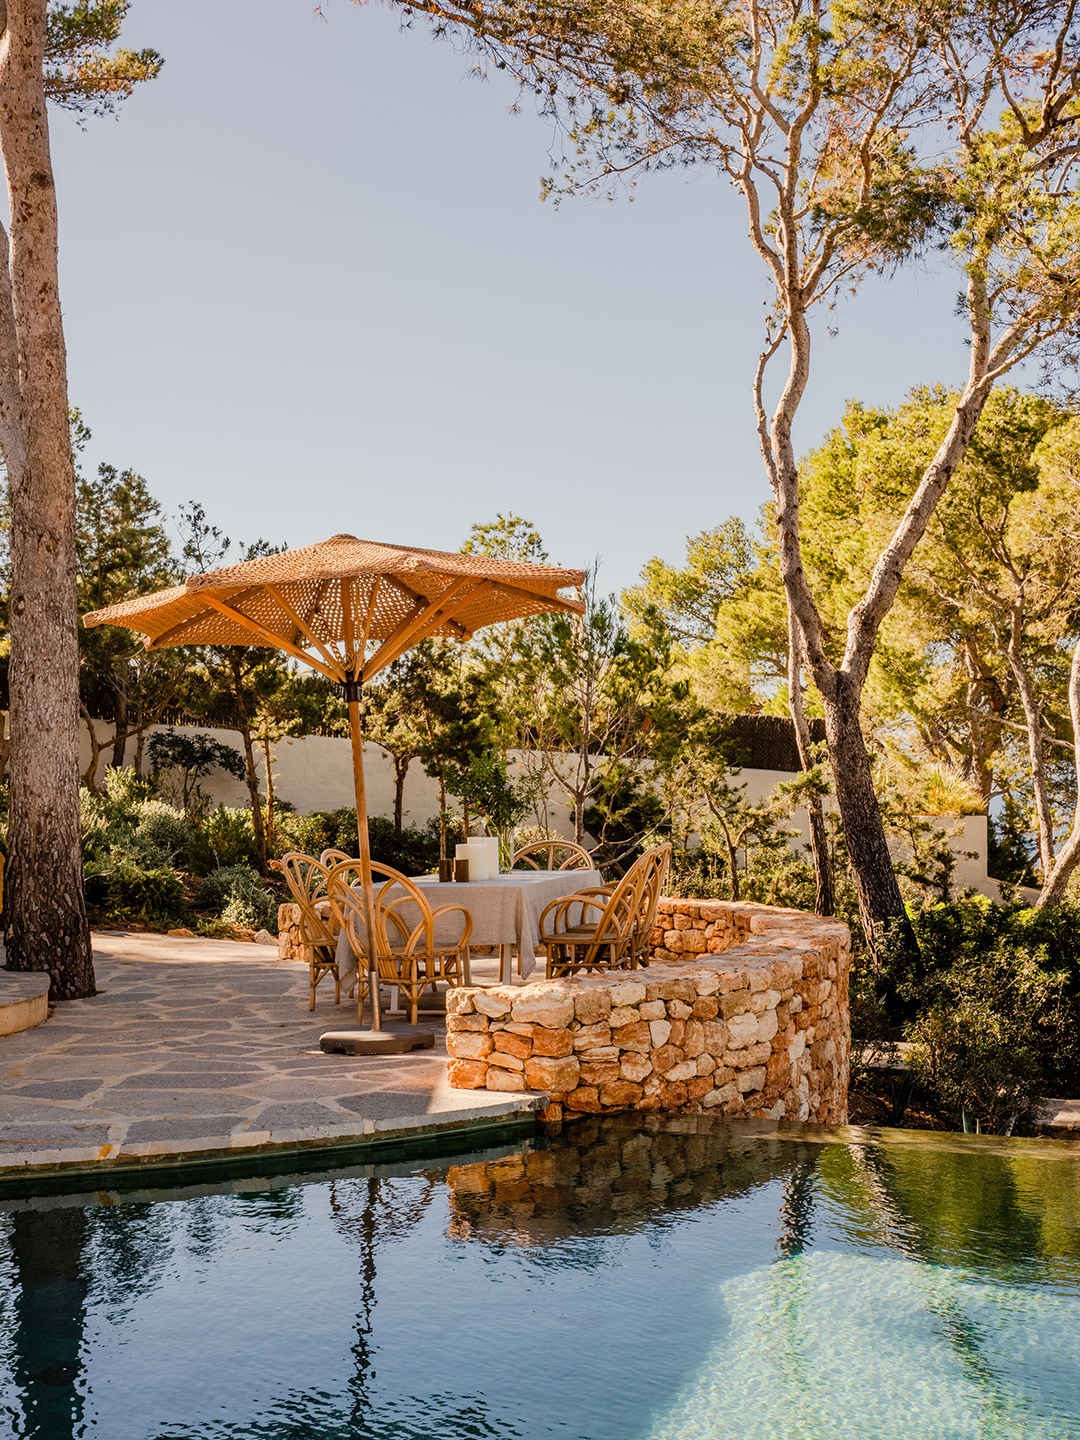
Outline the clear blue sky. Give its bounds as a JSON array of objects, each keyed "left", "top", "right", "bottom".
[{"left": 51, "top": 0, "right": 974, "bottom": 595}]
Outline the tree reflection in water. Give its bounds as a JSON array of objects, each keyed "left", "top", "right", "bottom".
[{"left": 7, "top": 1205, "right": 89, "bottom": 1440}]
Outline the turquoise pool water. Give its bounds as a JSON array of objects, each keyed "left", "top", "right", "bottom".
[{"left": 0, "top": 1117, "right": 1078, "bottom": 1438}]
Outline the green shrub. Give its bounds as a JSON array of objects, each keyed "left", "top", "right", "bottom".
[
  {"left": 189, "top": 805, "right": 257, "bottom": 875},
  {"left": 197, "top": 863, "right": 278, "bottom": 933},
  {"left": 271, "top": 808, "right": 442, "bottom": 876},
  {"left": 135, "top": 802, "right": 191, "bottom": 864},
  {"left": 863, "top": 899, "right": 1080, "bottom": 1101},
  {"left": 84, "top": 859, "right": 188, "bottom": 929}
]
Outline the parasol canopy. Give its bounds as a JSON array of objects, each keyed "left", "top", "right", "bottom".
[
  {"left": 82, "top": 533, "right": 586, "bottom": 685},
  {"left": 83, "top": 533, "right": 586, "bottom": 1042}
]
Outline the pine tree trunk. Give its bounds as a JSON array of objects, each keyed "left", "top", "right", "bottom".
[
  {"left": 110, "top": 684, "right": 127, "bottom": 768},
  {"left": 787, "top": 602, "right": 834, "bottom": 915},
  {"left": 393, "top": 755, "right": 408, "bottom": 834},
  {"left": 237, "top": 721, "right": 266, "bottom": 874},
  {"left": 822, "top": 674, "right": 910, "bottom": 954},
  {"left": 0, "top": 0, "right": 93, "bottom": 997}
]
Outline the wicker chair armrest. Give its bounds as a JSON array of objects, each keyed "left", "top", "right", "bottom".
[{"left": 538, "top": 892, "right": 608, "bottom": 940}]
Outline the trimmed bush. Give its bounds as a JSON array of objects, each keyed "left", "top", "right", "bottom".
[{"left": 135, "top": 802, "right": 190, "bottom": 863}]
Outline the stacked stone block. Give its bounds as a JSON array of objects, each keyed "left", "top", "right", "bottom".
[
  {"left": 277, "top": 904, "right": 307, "bottom": 963},
  {"left": 447, "top": 898, "right": 849, "bottom": 1124}
]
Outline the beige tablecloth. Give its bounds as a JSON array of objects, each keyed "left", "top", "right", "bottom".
[{"left": 333, "top": 869, "right": 604, "bottom": 990}]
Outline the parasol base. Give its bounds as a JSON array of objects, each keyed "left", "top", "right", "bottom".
[{"left": 319, "top": 1026, "right": 435, "bottom": 1055}]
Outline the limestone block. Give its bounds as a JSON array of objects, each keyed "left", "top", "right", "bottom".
[
  {"left": 487, "top": 1068, "right": 527, "bottom": 1092},
  {"left": 573, "top": 1023, "right": 612, "bottom": 1050},
  {"left": 696, "top": 1053, "right": 716, "bottom": 1076},
  {"left": 620, "top": 1053, "right": 653, "bottom": 1083},
  {"left": 524, "top": 1054, "right": 580, "bottom": 1092},
  {"left": 683, "top": 1019, "right": 705, "bottom": 1057},
  {"left": 565, "top": 1086, "right": 603, "bottom": 1112},
  {"left": 488, "top": 1050, "right": 525, "bottom": 1071},
  {"left": 599, "top": 1080, "right": 643, "bottom": 1107},
  {"left": 649, "top": 1019, "right": 672, "bottom": 1047},
  {"left": 574, "top": 989, "right": 612, "bottom": 1024},
  {"left": 702, "top": 1020, "right": 730, "bottom": 1054},
  {"left": 691, "top": 997, "right": 719, "bottom": 1019},
  {"left": 475, "top": 991, "right": 513, "bottom": 1018},
  {"left": 493, "top": 1032, "right": 532, "bottom": 1061},
  {"left": 681, "top": 931, "right": 708, "bottom": 954},
  {"left": 664, "top": 1059, "right": 698, "bottom": 1083},
  {"left": 448, "top": 1014, "right": 490, "bottom": 1032},
  {"left": 578, "top": 1046, "right": 619, "bottom": 1062},
  {"left": 659, "top": 1080, "right": 688, "bottom": 1107},
  {"left": 639, "top": 1000, "right": 667, "bottom": 1021},
  {"left": 667, "top": 1018, "right": 686, "bottom": 1048},
  {"left": 667, "top": 999, "right": 692, "bottom": 1020},
  {"left": 611, "top": 1020, "right": 651, "bottom": 1054},
  {"left": 504, "top": 1021, "right": 535, "bottom": 1037},
  {"left": 609, "top": 1006, "right": 639, "bottom": 1028},
  {"left": 756, "top": 1008, "right": 779, "bottom": 1044},
  {"left": 652, "top": 1043, "right": 685, "bottom": 1074},
  {"left": 608, "top": 979, "right": 647, "bottom": 1006},
  {"left": 719, "top": 989, "right": 752, "bottom": 1020},
  {"left": 704, "top": 1083, "right": 739, "bottom": 1108},
  {"left": 686, "top": 1076, "right": 713, "bottom": 1101},
  {"left": 511, "top": 992, "right": 575, "bottom": 1028},
  {"left": 448, "top": 1059, "right": 490, "bottom": 1089},
  {"left": 737, "top": 1066, "right": 767, "bottom": 1093},
  {"left": 447, "top": 1031, "right": 494, "bottom": 1061},
  {"left": 726, "top": 1012, "right": 759, "bottom": 1049},
  {"left": 580, "top": 1061, "right": 621, "bottom": 1086},
  {"left": 531, "top": 1027, "right": 575, "bottom": 1058},
  {"left": 446, "top": 989, "right": 475, "bottom": 1016}
]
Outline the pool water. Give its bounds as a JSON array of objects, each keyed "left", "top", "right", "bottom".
[{"left": 0, "top": 1117, "right": 1078, "bottom": 1438}]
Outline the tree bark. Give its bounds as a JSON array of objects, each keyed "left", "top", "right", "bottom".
[
  {"left": 79, "top": 702, "right": 101, "bottom": 793},
  {"left": 0, "top": 0, "right": 93, "bottom": 997},
  {"left": 821, "top": 673, "right": 902, "bottom": 952},
  {"left": 262, "top": 734, "right": 274, "bottom": 848},
  {"left": 787, "top": 600, "right": 834, "bottom": 915},
  {"left": 110, "top": 682, "right": 127, "bottom": 768},
  {"left": 1003, "top": 606, "right": 1055, "bottom": 878},
  {"left": 1037, "top": 635, "right": 1080, "bottom": 906},
  {"left": 392, "top": 753, "right": 409, "bottom": 834}
]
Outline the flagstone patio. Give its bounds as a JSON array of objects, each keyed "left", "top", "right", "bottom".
[{"left": 0, "top": 932, "right": 541, "bottom": 1179}]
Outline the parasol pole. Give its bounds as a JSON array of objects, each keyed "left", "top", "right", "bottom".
[{"left": 346, "top": 679, "right": 381, "bottom": 1031}]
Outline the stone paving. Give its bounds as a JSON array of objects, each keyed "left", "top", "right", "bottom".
[{"left": 0, "top": 932, "right": 541, "bottom": 1177}]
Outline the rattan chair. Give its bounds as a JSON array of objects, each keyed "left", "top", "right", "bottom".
[
  {"left": 280, "top": 851, "right": 351, "bottom": 1011},
  {"left": 320, "top": 848, "right": 352, "bottom": 869},
  {"left": 511, "top": 839, "right": 594, "bottom": 871},
  {"left": 538, "top": 867, "right": 638, "bottom": 979},
  {"left": 327, "top": 860, "right": 473, "bottom": 1024},
  {"left": 624, "top": 843, "right": 672, "bottom": 969}
]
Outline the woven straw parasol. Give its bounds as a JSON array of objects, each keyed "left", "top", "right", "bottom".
[{"left": 84, "top": 533, "right": 586, "bottom": 1041}]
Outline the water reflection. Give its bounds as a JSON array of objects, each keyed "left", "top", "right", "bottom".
[
  {"left": 0, "top": 1123, "right": 1075, "bottom": 1438},
  {"left": 7, "top": 1206, "right": 88, "bottom": 1440},
  {"left": 446, "top": 1115, "right": 826, "bottom": 1250}
]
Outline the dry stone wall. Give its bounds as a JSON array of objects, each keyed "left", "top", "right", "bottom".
[{"left": 446, "top": 898, "right": 850, "bottom": 1124}]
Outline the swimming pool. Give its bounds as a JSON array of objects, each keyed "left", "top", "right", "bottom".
[{"left": 0, "top": 1116, "right": 1077, "bottom": 1438}]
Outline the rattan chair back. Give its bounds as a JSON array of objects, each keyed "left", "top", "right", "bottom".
[
  {"left": 512, "top": 839, "right": 594, "bottom": 872},
  {"left": 280, "top": 851, "right": 347, "bottom": 1010},
  {"left": 326, "top": 860, "right": 473, "bottom": 1024}
]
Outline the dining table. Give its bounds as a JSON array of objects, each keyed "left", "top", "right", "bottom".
[{"left": 331, "top": 867, "right": 605, "bottom": 995}]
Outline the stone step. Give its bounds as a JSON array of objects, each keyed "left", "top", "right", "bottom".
[{"left": 0, "top": 970, "right": 49, "bottom": 1037}]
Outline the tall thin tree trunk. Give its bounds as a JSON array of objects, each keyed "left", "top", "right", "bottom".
[
  {"left": 1038, "top": 635, "right": 1080, "bottom": 906},
  {"left": 393, "top": 755, "right": 408, "bottom": 834},
  {"left": 110, "top": 683, "right": 127, "bottom": 768},
  {"left": 787, "top": 601, "right": 834, "bottom": 916},
  {"left": 262, "top": 734, "right": 274, "bottom": 848},
  {"left": 438, "top": 772, "right": 447, "bottom": 859},
  {"left": 237, "top": 722, "right": 266, "bottom": 874},
  {"left": 133, "top": 721, "right": 146, "bottom": 777},
  {"left": 78, "top": 702, "right": 100, "bottom": 793},
  {"left": 1004, "top": 611, "right": 1055, "bottom": 877},
  {"left": 0, "top": 0, "right": 94, "bottom": 997},
  {"left": 821, "top": 676, "right": 902, "bottom": 952}
]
